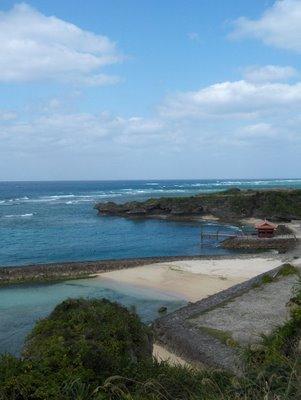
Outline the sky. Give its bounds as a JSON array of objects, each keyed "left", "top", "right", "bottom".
[{"left": 1, "top": 0, "right": 301, "bottom": 180}]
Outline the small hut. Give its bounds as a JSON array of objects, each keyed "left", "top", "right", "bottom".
[{"left": 255, "top": 219, "right": 277, "bottom": 238}]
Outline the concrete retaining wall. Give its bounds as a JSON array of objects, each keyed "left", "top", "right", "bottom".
[
  {"left": 152, "top": 263, "right": 290, "bottom": 374},
  {"left": 222, "top": 236, "right": 296, "bottom": 252}
]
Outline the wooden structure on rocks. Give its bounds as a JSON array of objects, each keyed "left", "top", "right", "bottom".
[{"left": 255, "top": 220, "right": 277, "bottom": 238}]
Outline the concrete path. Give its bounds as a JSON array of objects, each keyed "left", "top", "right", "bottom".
[
  {"left": 154, "top": 262, "right": 300, "bottom": 373},
  {"left": 189, "top": 274, "right": 298, "bottom": 345}
]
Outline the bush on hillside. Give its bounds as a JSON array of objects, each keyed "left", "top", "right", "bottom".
[
  {"left": 24, "top": 298, "right": 153, "bottom": 376},
  {"left": 0, "top": 291, "right": 300, "bottom": 400},
  {"left": 0, "top": 298, "right": 153, "bottom": 399}
]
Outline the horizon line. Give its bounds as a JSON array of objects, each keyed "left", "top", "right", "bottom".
[{"left": 0, "top": 177, "right": 301, "bottom": 183}]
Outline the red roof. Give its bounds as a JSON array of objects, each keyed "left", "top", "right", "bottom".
[{"left": 255, "top": 219, "right": 277, "bottom": 230}]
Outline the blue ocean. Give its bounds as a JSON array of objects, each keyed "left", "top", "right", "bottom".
[
  {"left": 1, "top": 179, "right": 301, "bottom": 267},
  {"left": 1, "top": 179, "right": 301, "bottom": 355}
]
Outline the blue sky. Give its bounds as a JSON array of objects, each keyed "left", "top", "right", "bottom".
[{"left": 1, "top": 0, "right": 301, "bottom": 180}]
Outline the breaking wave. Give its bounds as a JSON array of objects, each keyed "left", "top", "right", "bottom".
[
  {"left": 3, "top": 213, "right": 34, "bottom": 218},
  {"left": 1, "top": 179, "right": 301, "bottom": 207}
]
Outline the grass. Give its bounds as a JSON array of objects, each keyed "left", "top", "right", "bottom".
[
  {"left": 241, "top": 279, "right": 301, "bottom": 399},
  {"left": 252, "top": 263, "right": 299, "bottom": 288},
  {"left": 1, "top": 281, "right": 300, "bottom": 399},
  {"left": 104, "top": 279, "right": 301, "bottom": 399},
  {"left": 277, "top": 263, "right": 299, "bottom": 277},
  {"left": 261, "top": 274, "right": 274, "bottom": 284},
  {"left": 200, "top": 326, "right": 238, "bottom": 348}
]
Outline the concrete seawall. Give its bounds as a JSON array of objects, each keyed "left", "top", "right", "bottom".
[{"left": 152, "top": 263, "right": 298, "bottom": 374}]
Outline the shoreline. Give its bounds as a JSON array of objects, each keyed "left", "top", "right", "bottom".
[
  {"left": 95, "top": 257, "right": 285, "bottom": 302},
  {"left": 1, "top": 252, "right": 292, "bottom": 365},
  {"left": 1, "top": 214, "right": 299, "bottom": 287},
  {"left": 2, "top": 223, "right": 300, "bottom": 365},
  {"left": 0, "top": 252, "right": 276, "bottom": 287},
  {"left": 94, "top": 188, "right": 301, "bottom": 223}
]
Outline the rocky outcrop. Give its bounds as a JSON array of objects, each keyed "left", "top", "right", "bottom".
[
  {"left": 95, "top": 189, "right": 301, "bottom": 221},
  {"left": 96, "top": 198, "right": 204, "bottom": 217},
  {"left": 222, "top": 236, "right": 296, "bottom": 253}
]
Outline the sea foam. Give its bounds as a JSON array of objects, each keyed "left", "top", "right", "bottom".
[{"left": 3, "top": 213, "right": 34, "bottom": 218}]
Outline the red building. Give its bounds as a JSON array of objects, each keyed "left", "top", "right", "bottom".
[{"left": 255, "top": 220, "right": 277, "bottom": 238}]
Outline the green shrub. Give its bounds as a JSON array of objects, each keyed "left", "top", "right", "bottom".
[
  {"left": 24, "top": 298, "right": 152, "bottom": 377},
  {"left": 277, "top": 263, "right": 298, "bottom": 277},
  {"left": 0, "top": 292, "right": 300, "bottom": 400},
  {"left": 261, "top": 274, "right": 273, "bottom": 284},
  {"left": 243, "top": 279, "right": 301, "bottom": 399},
  {"left": 0, "top": 298, "right": 153, "bottom": 399}
]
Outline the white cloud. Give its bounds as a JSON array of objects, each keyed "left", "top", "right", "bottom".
[
  {"left": 0, "top": 111, "right": 17, "bottom": 121},
  {"left": 160, "top": 80, "right": 301, "bottom": 119},
  {"left": 243, "top": 65, "right": 297, "bottom": 82},
  {"left": 0, "top": 3, "right": 122, "bottom": 85},
  {"left": 0, "top": 111, "right": 169, "bottom": 154},
  {"left": 1, "top": 69, "right": 301, "bottom": 160},
  {"left": 238, "top": 123, "right": 275, "bottom": 138},
  {"left": 231, "top": 0, "right": 301, "bottom": 53}
]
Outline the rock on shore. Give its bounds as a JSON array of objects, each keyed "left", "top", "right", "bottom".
[{"left": 95, "top": 188, "right": 301, "bottom": 221}]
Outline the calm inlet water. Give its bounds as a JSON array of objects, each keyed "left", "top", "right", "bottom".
[
  {"left": 1, "top": 179, "right": 301, "bottom": 355},
  {"left": 0, "top": 278, "right": 185, "bottom": 356}
]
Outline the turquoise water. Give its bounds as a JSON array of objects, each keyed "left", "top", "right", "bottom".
[
  {"left": 0, "top": 278, "right": 185, "bottom": 356},
  {"left": 1, "top": 179, "right": 301, "bottom": 356}
]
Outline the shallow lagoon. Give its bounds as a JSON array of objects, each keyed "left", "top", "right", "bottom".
[{"left": 0, "top": 277, "right": 186, "bottom": 356}]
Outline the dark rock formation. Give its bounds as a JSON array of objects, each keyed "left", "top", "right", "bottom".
[
  {"left": 275, "top": 224, "right": 294, "bottom": 235},
  {"left": 221, "top": 236, "right": 296, "bottom": 253},
  {"left": 96, "top": 197, "right": 204, "bottom": 218},
  {"left": 95, "top": 189, "right": 301, "bottom": 221}
]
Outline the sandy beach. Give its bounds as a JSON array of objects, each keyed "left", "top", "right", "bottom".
[
  {"left": 95, "top": 255, "right": 284, "bottom": 365},
  {"left": 96, "top": 257, "right": 283, "bottom": 302},
  {"left": 152, "top": 343, "right": 192, "bottom": 367}
]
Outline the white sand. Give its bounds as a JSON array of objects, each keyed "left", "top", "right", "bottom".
[
  {"left": 96, "top": 257, "right": 282, "bottom": 302},
  {"left": 95, "top": 217, "right": 300, "bottom": 365},
  {"left": 96, "top": 256, "right": 283, "bottom": 365},
  {"left": 198, "top": 214, "right": 220, "bottom": 221},
  {"left": 153, "top": 344, "right": 191, "bottom": 367}
]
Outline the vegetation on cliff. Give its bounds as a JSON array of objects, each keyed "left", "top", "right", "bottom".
[
  {"left": 95, "top": 188, "right": 301, "bottom": 221},
  {"left": 0, "top": 290, "right": 300, "bottom": 399}
]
